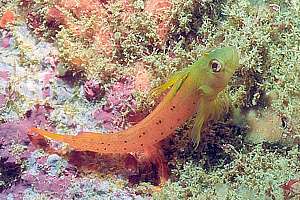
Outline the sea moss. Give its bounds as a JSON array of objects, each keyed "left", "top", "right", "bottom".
[
  {"left": 221, "top": 0, "right": 300, "bottom": 139},
  {"left": 154, "top": 145, "right": 300, "bottom": 199}
]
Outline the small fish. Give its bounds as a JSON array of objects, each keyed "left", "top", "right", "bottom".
[{"left": 29, "top": 47, "right": 239, "bottom": 154}]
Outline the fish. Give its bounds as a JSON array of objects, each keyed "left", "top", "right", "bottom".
[{"left": 29, "top": 47, "right": 239, "bottom": 154}]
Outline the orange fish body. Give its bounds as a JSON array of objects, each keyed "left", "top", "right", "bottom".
[
  {"left": 30, "top": 78, "right": 199, "bottom": 153},
  {"left": 29, "top": 47, "right": 239, "bottom": 154}
]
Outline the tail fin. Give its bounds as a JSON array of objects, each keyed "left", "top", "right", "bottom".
[
  {"left": 28, "top": 127, "right": 139, "bottom": 153},
  {"left": 29, "top": 127, "right": 73, "bottom": 143}
]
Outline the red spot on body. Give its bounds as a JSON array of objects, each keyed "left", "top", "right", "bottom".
[
  {"left": 280, "top": 179, "right": 300, "bottom": 199},
  {"left": 0, "top": 11, "right": 14, "bottom": 29},
  {"left": 281, "top": 179, "right": 299, "bottom": 191}
]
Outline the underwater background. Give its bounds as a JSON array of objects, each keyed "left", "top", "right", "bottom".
[{"left": 0, "top": 0, "right": 299, "bottom": 199}]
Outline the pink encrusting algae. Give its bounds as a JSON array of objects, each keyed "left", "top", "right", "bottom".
[{"left": 92, "top": 77, "right": 138, "bottom": 131}]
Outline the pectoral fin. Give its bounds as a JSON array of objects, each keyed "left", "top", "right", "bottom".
[
  {"left": 190, "top": 99, "right": 212, "bottom": 149},
  {"left": 190, "top": 109, "right": 205, "bottom": 149},
  {"left": 190, "top": 91, "right": 230, "bottom": 148}
]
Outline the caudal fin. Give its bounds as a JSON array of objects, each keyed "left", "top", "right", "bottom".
[{"left": 29, "top": 127, "right": 71, "bottom": 142}]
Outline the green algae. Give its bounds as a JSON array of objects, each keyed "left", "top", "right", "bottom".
[{"left": 154, "top": 145, "right": 299, "bottom": 199}]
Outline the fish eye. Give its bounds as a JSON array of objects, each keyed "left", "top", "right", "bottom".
[{"left": 210, "top": 59, "right": 222, "bottom": 72}]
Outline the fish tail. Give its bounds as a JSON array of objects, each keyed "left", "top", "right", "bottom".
[
  {"left": 29, "top": 127, "right": 73, "bottom": 143},
  {"left": 28, "top": 127, "right": 133, "bottom": 153}
]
